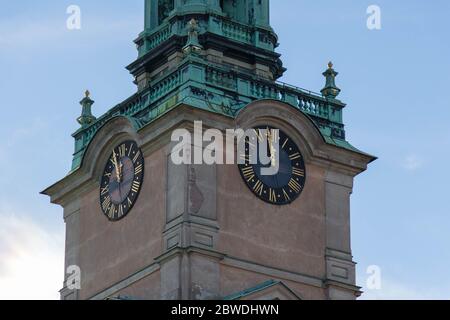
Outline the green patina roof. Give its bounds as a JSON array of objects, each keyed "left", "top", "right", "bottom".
[
  {"left": 223, "top": 279, "right": 302, "bottom": 300},
  {"left": 223, "top": 280, "right": 280, "bottom": 300}
]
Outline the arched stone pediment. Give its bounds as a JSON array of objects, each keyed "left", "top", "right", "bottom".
[
  {"left": 81, "top": 116, "right": 141, "bottom": 180},
  {"left": 235, "top": 99, "right": 327, "bottom": 163},
  {"left": 42, "top": 116, "right": 142, "bottom": 205}
]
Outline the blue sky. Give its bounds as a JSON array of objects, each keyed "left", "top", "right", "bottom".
[{"left": 0, "top": 1, "right": 449, "bottom": 299}]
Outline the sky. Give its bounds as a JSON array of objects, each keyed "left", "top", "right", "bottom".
[{"left": 0, "top": 0, "right": 449, "bottom": 300}]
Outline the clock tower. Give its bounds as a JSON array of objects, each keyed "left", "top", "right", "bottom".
[{"left": 43, "top": 0, "right": 375, "bottom": 300}]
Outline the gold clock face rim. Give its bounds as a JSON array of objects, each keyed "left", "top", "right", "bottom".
[
  {"left": 99, "top": 140, "right": 145, "bottom": 221},
  {"left": 237, "top": 126, "right": 307, "bottom": 206}
]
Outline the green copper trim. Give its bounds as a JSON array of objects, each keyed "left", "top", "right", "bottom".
[
  {"left": 70, "top": 66, "right": 351, "bottom": 172},
  {"left": 135, "top": 8, "right": 277, "bottom": 59},
  {"left": 223, "top": 280, "right": 279, "bottom": 300}
]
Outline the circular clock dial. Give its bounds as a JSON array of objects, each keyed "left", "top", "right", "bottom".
[
  {"left": 238, "top": 127, "right": 306, "bottom": 205},
  {"left": 100, "top": 140, "right": 144, "bottom": 221}
]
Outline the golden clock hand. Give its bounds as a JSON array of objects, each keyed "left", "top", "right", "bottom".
[
  {"left": 267, "top": 128, "right": 272, "bottom": 157},
  {"left": 113, "top": 150, "right": 121, "bottom": 183},
  {"left": 116, "top": 153, "right": 123, "bottom": 181},
  {"left": 267, "top": 129, "right": 277, "bottom": 167},
  {"left": 119, "top": 161, "right": 124, "bottom": 181}
]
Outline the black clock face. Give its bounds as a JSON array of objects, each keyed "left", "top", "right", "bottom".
[
  {"left": 100, "top": 140, "right": 144, "bottom": 221},
  {"left": 238, "top": 127, "right": 306, "bottom": 205}
]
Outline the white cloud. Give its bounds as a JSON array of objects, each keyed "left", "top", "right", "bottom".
[
  {"left": 0, "top": 212, "right": 64, "bottom": 300},
  {"left": 403, "top": 154, "right": 423, "bottom": 171}
]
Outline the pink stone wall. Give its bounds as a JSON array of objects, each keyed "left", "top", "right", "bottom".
[
  {"left": 217, "top": 162, "right": 326, "bottom": 279},
  {"left": 115, "top": 271, "right": 161, "bottom": 300},
  {"left": 77, "top": 148, "right": 166, "bottom": 299}
]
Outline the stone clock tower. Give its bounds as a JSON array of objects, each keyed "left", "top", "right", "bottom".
[{"left": 43, "top": 0, "right": 375, "bottom": 300}]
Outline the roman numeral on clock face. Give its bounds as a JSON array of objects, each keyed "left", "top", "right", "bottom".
[
  {"left": 128, "top": 144, "right": 134, "bottom": 157},
  {"left": 242, "top": 166, "right": 255, "bottom": 182},
  {"left": 253, "top": 180, "right": 264, "bottom": 196},
  {"left": 283, "top": 189, "right": 291, "bottom": 202},
  {"left": 288, "top": 178, "right": 302, "bottom": 193},
  {"left": 254, "top": 129, "right": 265, "bottom": 143},
  {"left": 119, "top": 144, "right": 126, "bottom": 158},
  {"left": 135, "top": 163, "right": 143, "bottom": 175},
  {"left": 240, "top": 154, "right": 251, "bottom": 163},
  {"left": 108, "top": 204, "right": 116, "bottom": 220},
  {"left": 293, "top": 168, "right": 305, "bottom": 177},
  {"left": 118, "top": 205, "right": 124, "bottom": 218},
  {"left": 133, "top": 151, "right": 141, "bottom": 164},
  {"left": 102, "top": 196, "right": 111, "bottom": 211},
  {"left": 289, "top": 153, "right": 302, "bottom": 161},
  {"left": 100, "top": 186, "right": 109, "bottom": 196},
  {"left": 269, "top": 188, "right": 277, "bottom": 203},
  {"left": 132, "top": 181, "right": 141, "bottom": 193}
]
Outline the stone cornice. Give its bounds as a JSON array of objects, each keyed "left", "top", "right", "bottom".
[{"left": 43, "top": 103, "right": 375, "bottom": 206}]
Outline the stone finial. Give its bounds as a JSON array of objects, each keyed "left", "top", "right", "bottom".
[
  {"left": 77, "top": 90, "right": 96, "bottom": 127},
  {"left": 183, "top": 18, "right": 203, "bottom": 54},
  {"left": 321, "top": 61, "right": 341, "bottom": 99}
]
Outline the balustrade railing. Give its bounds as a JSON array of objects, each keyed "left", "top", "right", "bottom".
[
  {"left": 222, "top": 20, "right": 253, "bottom": 44},
  {"left": 144, "top": 25, "right": 171, "bottom": 52}
]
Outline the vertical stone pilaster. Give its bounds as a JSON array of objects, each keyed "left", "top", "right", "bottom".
[
  {"left": 60, "top": 200, "right": 81, "bottom": 300},
  {"left": 160, "top": 252, "right": 182, "bottom": 299},
  {"left": 324, "top": 170, "right": 361, "bottom": 299},
  {"left": 164, "top": 141, "right": 219, "bottom": 251},
  {"left": 161, "top": 137, "right": 221, "bottom": 300}
]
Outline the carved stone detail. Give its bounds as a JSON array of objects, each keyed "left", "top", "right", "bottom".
[{"left": 188, "top": 167, "right": 204, "bottom": 214}]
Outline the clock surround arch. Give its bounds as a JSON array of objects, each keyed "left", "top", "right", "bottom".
[
  {"left": 81, "top": 116, "right": 143, "bottom": 182},
  {"left": 235, "top": 99, "right": 326, "bottom": 166}
]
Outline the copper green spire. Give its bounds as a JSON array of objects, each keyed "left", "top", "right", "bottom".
[
  {"left": 77, "top": 90, "right": 96, "bottom": 127},
  {"left": 321, "top": 61, "right": 341, "bottom": 99}
]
